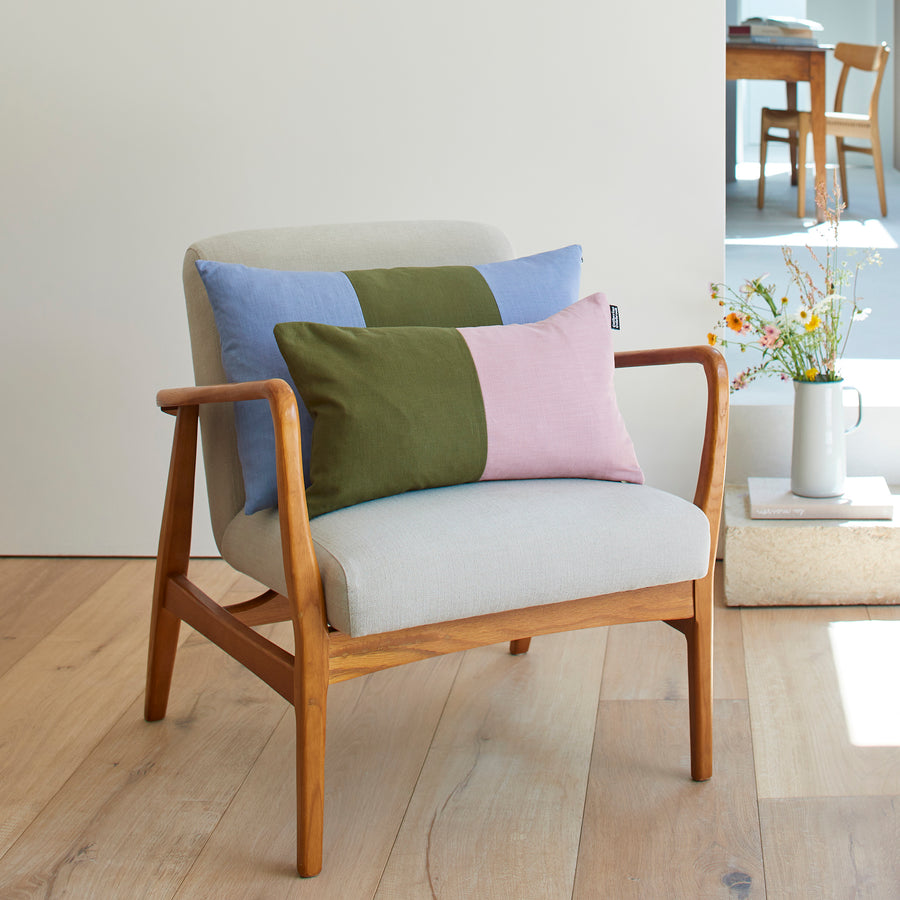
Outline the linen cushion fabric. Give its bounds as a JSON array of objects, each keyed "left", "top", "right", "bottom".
[
  {"left": 220, "top": 480, "right": 710, "bottom": 637},
  {"left": 273, "top": 293, "right": 643, "bottom": 519},
  {"left": 195, "top": 245, "right": 583, "bottom": 513}
]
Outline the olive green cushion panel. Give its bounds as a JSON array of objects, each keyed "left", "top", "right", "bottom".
[
  {"left": 274, "top": 322, "right": 488, "bottom": 518},
  {"left": 345, "top": 265, "right": 503, "bottom": 327}
]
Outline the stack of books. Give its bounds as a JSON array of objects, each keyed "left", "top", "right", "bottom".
[
  {"left": 728, "top": 16, "right": 823, "bottom": 46},
  {"left": 747, "top": 477, "right": 896, "bottom": 520}
]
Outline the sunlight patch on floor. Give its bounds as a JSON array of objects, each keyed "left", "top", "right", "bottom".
[
  {"left": 728, "top": 161, "right": 898, "bottom": 248},
  {"left": 726, "top": 219, "right": 897, "bottom": 249},
  {"left": 734, "top": 161, "right": 792, "bottom": 182},
  {"left": 828, "top": 620, "right": 900, "bottom": 747}
]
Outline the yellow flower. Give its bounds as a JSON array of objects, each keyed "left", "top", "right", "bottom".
[
  {"left": 804, "top": 368, "right": 818, "bottom": 381},
  {"left": 805, "top": 314, "right": 821, "bottom": 332},
  {"left": 707, "top": 332, "right": 717, "bottom": 346},
  {"left": 781, "top": 296, "right": 789, "bottom": 304}
]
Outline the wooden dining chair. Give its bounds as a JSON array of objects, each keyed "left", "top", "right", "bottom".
[
  {"left": 758, "top": 42, "right": 891, "bottom": 217},
  {"left": 145, "top": 220, "right": 729, "bottom": 876}
]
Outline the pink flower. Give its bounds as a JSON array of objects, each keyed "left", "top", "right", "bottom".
[{"left": 759, "top": 325, "right": 782, "bottom": 348}]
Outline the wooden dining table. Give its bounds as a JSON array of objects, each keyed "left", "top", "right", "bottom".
[{"left": 726, "top": 42, "right": 831, "bottom": 218}]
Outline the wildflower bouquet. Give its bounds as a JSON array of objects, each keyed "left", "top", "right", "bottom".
[{"left": 709, "top": 183, "right": 878, "bottom": 391}]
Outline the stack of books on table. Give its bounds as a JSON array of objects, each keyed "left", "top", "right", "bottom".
[
  {"left": 747, "top": 477, "right": 896, "bottom": 520},
  {"left": 728, "top": 16, "right": 823, "bottom": 46}
]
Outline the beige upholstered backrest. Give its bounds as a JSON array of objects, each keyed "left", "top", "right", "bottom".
[{"left": 183, "top": 221, "right": 515, "bottom": 547}]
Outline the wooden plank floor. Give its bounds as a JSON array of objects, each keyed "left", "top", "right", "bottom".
[{"left": 0, "top": 559, "right": 898, "bottom": 898}]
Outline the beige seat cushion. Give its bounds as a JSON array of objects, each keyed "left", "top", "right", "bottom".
[{"left": 221, "top": 479, "right": 710, "bottom": 637}]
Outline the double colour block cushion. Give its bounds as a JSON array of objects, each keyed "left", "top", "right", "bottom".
[
  {"left": 196, "top": 245, "right": 582, "bottom": 513},
  {"left": 274, "top": 293, "right": 643, "bottom": 518}
]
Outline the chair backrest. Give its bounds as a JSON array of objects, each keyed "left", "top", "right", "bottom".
[
  {"left": 183, "top": 221, "right": 515, "bottom": 546},
  {"left": 832, "top": 42, "right": 891, "bottom": 117}
]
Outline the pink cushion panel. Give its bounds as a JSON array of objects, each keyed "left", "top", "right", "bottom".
[{"left": 458, "top": 293, "right": 643, "bottom": 484}]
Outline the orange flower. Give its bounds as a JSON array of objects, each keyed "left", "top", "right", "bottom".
[
  {"left": 725, "top": 312, "right": 746, "bottom": 333},
  {"left": 707, "top": 333, "right": 717, "bottom": 346}
]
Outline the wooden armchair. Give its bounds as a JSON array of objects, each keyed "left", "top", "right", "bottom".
[
  {"left": 758, "top": 42, "right": 891, "bottom": 216},
  {"left": 146, "top": 221, "right": 728, "bottom": 877}
]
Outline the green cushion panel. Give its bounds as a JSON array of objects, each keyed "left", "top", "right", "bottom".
[
  {"left": 274, "top": 323, "right": 488, "bottom": 518},
  {"left": 345, "top": 265, "right": 503, "bottom": 327}
]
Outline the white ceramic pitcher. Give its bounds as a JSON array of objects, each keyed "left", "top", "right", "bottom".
[{"left": 790, "top": 379, "right": 863, "bottom": 498}]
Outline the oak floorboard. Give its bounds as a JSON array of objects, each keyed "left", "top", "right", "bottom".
[
  {"left": 0, "top": 618, "right": 291, "bottom": 898},
  {"left": 759, "top": 796, "right": 900, "bottom": 898},
  {"left": 4, "top": 556, "right": 898, "bottom": 896},
  {"left": 600, "top": 568, "right": 747, "bottom": 701},
  {"left": 573, "top": 699, "right": 763, "bottom": 899},
  {"left": 742, "top": 605, "right": 900, "bottom": 799},
  {"left": 174, "top": 652, "right": 463, "bottom": 899},
  {"left": 0, "top": 557, "right": 126, "bottom": 677},
  {"left": 0, "top": 558, "right": 239, "bottom": 859},
  {"left": 375, "top": 628, "right": 608, "bottom": 900}
]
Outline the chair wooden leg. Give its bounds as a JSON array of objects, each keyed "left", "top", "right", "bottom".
[
  {"left": 685, "top": 582, "right": 713, "bottom": 782},
  {"left": 870, "top": 132, "right": 887, "bottom": 216},
  {"left": 145, "top": 406, "right": 198, "bottom": 722},
  {"left": 789, "top": 134, "right": 799, "bottom": 185},
  {"left": 797, "top": 128, "right": 808, "bottom": 218},
  {"left": 509, "top": 638, "right": 532, "bottom": 655},
  {"left": 757, "top": 125, "right": 768, "bottom": 209},
  {"left": 786, "top": 82, "right": 798, "bottom": 185},
  {"left": 295, "top": 623, "right": 330, "bottom": 877},
  {"left": 145, "top": 600, "right": 182, "bottom": 721},
  {"left": 836, "top": 137, "right": 849, "bottom": 207}
]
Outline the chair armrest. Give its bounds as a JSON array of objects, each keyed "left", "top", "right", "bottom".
[
  {"left": 614, "top": 346, "right": 729, "bottom": 539},
  {"left": 157, "top": 379, "right": 297, "bottom": 414},
  {"left": 157, "top": 379, "right": 323, "bottom": 619}
]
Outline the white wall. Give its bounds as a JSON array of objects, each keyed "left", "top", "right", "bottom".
[{"left": 1, "top": 1, "right": 725, "bottom": 556}]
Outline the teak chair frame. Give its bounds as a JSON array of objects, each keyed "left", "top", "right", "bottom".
[
  {"left": 146, "top": 346, "right": 729, "bottom": 877},
  {"left": 758, "top": 41, "right": 891, "bottom": 217}
]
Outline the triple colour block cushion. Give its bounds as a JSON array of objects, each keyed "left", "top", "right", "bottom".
[
  {"left": 196, "top": 245, "right": 582, "bottom": 513},
  {"left": 274, "top": 293, "right": 643, "bottom": 518}
]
